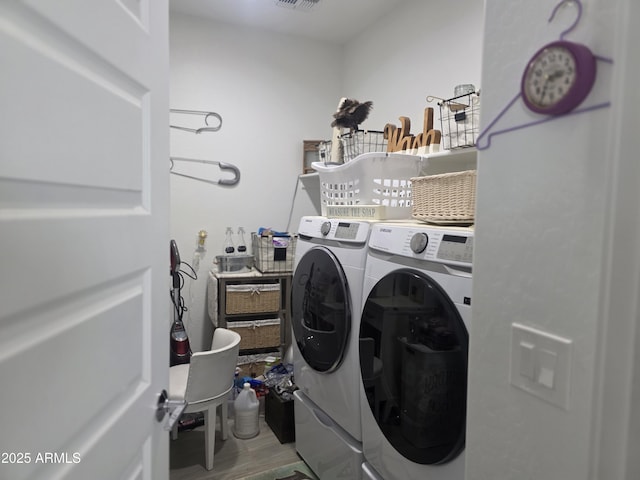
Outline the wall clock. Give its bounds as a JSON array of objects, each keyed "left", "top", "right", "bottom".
[
  {"left": 521, "top": 40, "right": 597, "bottom": 115},
  {"left": 475, "top": 0, "right": 614, "bottom": 150}
]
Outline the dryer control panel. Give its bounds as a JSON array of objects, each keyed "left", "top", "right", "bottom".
[
  {"left": 369, "top": 223, "right": 473, "bottom": 267},
  {"left": 298, "top": 216, "right": 371, "bottom": 244}
]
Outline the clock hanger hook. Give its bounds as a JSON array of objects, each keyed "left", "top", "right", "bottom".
[
  {"left": 475, "top": 0, "right": 613, "bottom": 151},
  {"left": 548, "top": 0, "right": 583, "bottom": 40}
]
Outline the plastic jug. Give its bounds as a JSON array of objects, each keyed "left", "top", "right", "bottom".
[{"left": 233, "top": 382, "right": 259, "bottom": 439}]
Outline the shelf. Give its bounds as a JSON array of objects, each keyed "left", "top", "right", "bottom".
[
  {"left": 225, "top": 311, "right": 280, "bottom": 319},
  {"left": 237, "top": 347, "right": 282, "bottom": 356},
  {"left": 419, "top": 148, "right": 477, "bottom": 176},
  {"left": 213, "top": 270, "right": 292, "bottom": 371}
]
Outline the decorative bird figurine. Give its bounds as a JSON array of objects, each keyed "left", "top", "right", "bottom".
[{"left": 331, "top": 98, "right": 373, "bottom": 132}]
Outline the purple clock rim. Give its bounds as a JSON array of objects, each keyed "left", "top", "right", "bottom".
[{"left": 521, "top": 39, "right": 597, "bottom": 116}]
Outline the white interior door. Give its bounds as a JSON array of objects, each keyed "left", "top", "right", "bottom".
[{"left": 0, "top": 1, "right": 169, "bottom": 479}]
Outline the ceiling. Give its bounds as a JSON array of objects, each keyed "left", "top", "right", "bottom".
[{"left": 169, "top": 0, "right": 410, "bottom": 45}]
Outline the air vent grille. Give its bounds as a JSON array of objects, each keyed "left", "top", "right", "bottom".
[{"left": 274, "top": 0, "right": 320, "bottom": 12}]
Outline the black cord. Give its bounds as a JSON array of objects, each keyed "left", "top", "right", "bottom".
[
  {"left": 180, "top": 261, "right": 198, "bottom": 280},
  {"left": 170, "top": 289, "right": 185, "bottom": 321},
  {"left": 170, "top": 263, "right": 198, "bottom": 323},
  {"left": 168, "top": 251, "right": 200, "bottom": 333}
]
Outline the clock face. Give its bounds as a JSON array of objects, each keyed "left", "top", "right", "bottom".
[
  {"left": 521, "top": 40, "right": 597, "bottom": 115},
  {"left": 523, "top": 46, "right": 576, "bottom": 108}
]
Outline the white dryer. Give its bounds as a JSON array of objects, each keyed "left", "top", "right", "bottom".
[
  {"left": 359, "top": 222, "right": 473, "bottom": 480},
  {"left": 291, "top": 216, "right": 374, "bottom": 479}
]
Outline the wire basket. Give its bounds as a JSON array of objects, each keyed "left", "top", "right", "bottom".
[
  {"left": 438, "top": 91, "right": 480, "bottom": 150},
  {"left": 317, "top": 140, "right": 333, "bottom": 163},
  {"left": 252, "top": 233, "right": 297, "bottom": 273},
  {"left": 340, "top": 130, "right": 387, "bottom": 162},
  {"left": 312, "top": 152, "right": 424, "bottom": 220}
]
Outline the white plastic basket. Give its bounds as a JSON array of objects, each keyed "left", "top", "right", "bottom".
[{"left": 312, "top": 152, "right": 424, "bottom": 220}]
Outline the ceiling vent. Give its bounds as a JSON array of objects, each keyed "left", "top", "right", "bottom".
[{"left": 274, "top": 0, "right": 321, "bottom": 12}]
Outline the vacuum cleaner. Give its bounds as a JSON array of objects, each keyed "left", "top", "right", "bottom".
[{"left": 170, "top": 239, "right": 192, "bottom": 366}]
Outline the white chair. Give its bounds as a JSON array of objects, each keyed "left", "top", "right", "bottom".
[{"left": 169, "top": 327, "right": 241, "bottom": 470}]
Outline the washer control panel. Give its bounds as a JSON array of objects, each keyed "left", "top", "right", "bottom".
[
  {"left": 298, "top": 216, "right": 371, "bottom": 243},
  {"left": 369, "top": 223, "right": 473, "bottom": 267},
  {"left": 409, "top": 232, "right": 429, "bottom": 253},
  {"left": 436, "top": 233, "right": 473, "bottom": 264}
]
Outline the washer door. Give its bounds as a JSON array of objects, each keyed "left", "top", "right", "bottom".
[
  {"left": 292, "top": 246, "right": 350, "bottom": 373},
  {"left": 359, "top": 269, "right": 468, "bottom": 465}
]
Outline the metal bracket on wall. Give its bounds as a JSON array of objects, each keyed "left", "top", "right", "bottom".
[
  {"left": 170, "top": 157, "right": 240, "bottom": 186},
  {"left": 170, "top": 109, "right": 222, "bottom": 134}
]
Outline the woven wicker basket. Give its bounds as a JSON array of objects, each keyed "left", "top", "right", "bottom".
[
  {"left": 229, "top": 319, "right": 281, "bottom": 350},
  {"left": 225, "top": 283, "right": 280, "bottom": 315},
  {"left": 411, "top": 170, "right": 477, "bottom": 224},
  {"left": 237, "top": 353, "right": 276, "bottom": 377}
]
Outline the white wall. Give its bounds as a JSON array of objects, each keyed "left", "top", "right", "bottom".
[
  {"left": 167, "top": 1, "right": 640, "bottom": 477},
  {"left": 467, "top": 0, "right": 636, "bottom": 478},
  {"left": 597, "top": 1, "right": 640, "bottom": 476},
  {"left": 169, "top": 14, "right": 342, "bottom": 350},
  {"left": 343, "top": 0, "right": 484, "bottom": 135},
  {"left": 169, "top": 1, "right": 484, "bottom": 352}
]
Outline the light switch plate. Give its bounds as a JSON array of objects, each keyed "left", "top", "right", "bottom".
[{"left": 510, "top": 323, "right": 572, "bottom": 410}]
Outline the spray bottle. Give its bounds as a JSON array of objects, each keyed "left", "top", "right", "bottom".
[
  {"left": 224, "top": 227, "right": 235, "bottom": 254},
  {"left": 237, "top": 227, "right": 247, "bottom": 254}
]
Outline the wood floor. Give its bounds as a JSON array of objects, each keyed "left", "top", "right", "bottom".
[{"left": 170, "top": 414, "right": 302, "bottom": 480}]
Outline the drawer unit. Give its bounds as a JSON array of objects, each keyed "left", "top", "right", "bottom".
[
  {"left": 225, "top": 283, "right": 280, "bottom": 315},
  {"left": 213, "top": 271, "right": 292, "bottom": 359},
  {"left": 229, "top": 318, "right": 282, "bottom": 350}
]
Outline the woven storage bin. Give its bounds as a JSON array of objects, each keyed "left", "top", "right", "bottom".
[
  {"left": 225, "top": 283, "right": 280, "bottom": 315},
  {"left": 252, "top": 234, "right": 297, "bottom": 273},
  {"left": 312, "top": 152, "right": 424, "bottom": 220},
  {"left": 411, "top": 170, "right": 477, "bottom": 224},
  {"left": 238, "top": 360, "right": 268, "bottom": 378},
  {"left": 229, "top": 318, "right": 281, "bottom": 350},
  {"left": 237, "top": 353, "right": 275, "bottom": 378}
]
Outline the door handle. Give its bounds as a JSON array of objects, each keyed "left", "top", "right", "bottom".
[{"left": 156, "top": 389, "right": 187, "bottom": 431}]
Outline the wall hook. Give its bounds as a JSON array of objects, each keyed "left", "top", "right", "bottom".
[
  {"left": 170, "top": 109, "right": 223, "bottom": 134},
  {"left": 475, "top": 0, "right": 613, "bottom": 151},
  {"left": 548, "top": 0, "right": 582, "bottom": 40},
  {"left": 169, "top": 157, "right": 240, "bottom": 186}
]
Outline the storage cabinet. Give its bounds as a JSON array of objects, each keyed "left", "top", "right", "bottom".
[{"left": 214, "top": 271, "right": 292, "bottom": 375}]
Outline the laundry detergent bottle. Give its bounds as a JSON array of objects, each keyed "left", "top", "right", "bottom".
[{"left": 233, "top": 382, "right": 259, "bottom": 439}]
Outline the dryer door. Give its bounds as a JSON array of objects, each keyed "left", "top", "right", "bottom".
[
  {"left": 359, "top": 269, "right": 468, "bottom": 465},
  {"left": 292, "top": 246, "right": 350, "bottom": 373}
]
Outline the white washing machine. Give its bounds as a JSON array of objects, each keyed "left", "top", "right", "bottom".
[
  {"left": 359, "top": 222, "right": 473, "bottom": 480},
  {"left": 362, "top": 461, "right": 385, "bottom": 480},
  {"left": 291, "top": 216, "right": 375, "bottom": 479}
]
